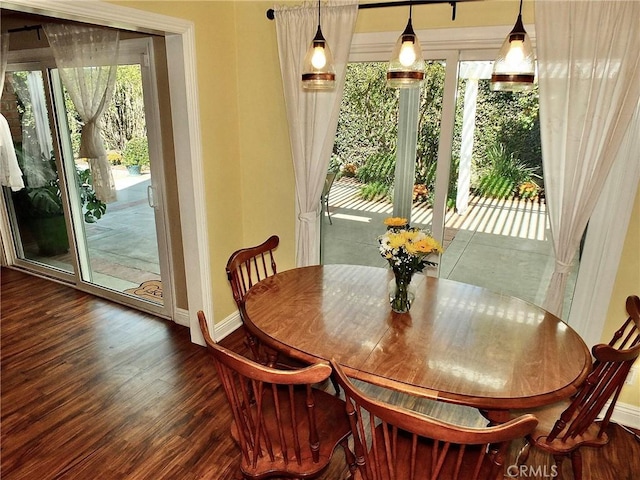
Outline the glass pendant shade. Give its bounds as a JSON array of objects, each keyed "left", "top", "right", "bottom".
[
  {"left": 302, "top": 26, "right": 336, "bottom": 91},
  {"left": 387, "top": 18, "right": 425, "bottom": 88},
  {"left": 490, "top": 13, "right": 535, "bottom": 92}
]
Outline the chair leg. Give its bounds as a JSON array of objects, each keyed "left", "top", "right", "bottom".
[
  {"left": 570, "top": 450, "right": 583, "bottom": 480},
  {"left": 340, "top": 437, "right": 357, "bottom": 480},
  {"left": 553, "top": 455, "right": 566, "bottom": 480},
  {"left": 325, "top": 196, "right": 332, "bottom": 224},
  {"left": 515, "top": 438, "right": 531, "bottom": 467},
  {"left": 243, "top": 329, "right": 262, "bottom": 363},
  {"left": 330, "top": 372, "right": 341, "bottom": 396}
]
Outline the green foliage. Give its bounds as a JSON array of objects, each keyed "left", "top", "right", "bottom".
[
  {"left": 359, "top": 182, "right": 391, "bottom": 201},
  {"left": 334, "top": 61, "right": 543, "bottom": 208},
  {"left": 64, "top": 64, "right": 147, "bottom": 156},
  {"left": 77, "top": 168, "right": 107, "bottom": 222},
  {"left": 415, "top": 62, "right": 445, "bottom": 189},
  {"left": 334, "top": 63, "right": 398, "bottom": 171},
  {"left": 102, "top": 65, "right": 147, "bottom": 151},
  {"left": 476, "top": 144, "right": 538, "bottom": 199},
  {"left": 453, "top": 80, "right": 542, "bottom": 182},
  {"left": 122, "top": 137, "right": 149, "bottom": 167},
  {"left": 13, "top": 145, "right": 107, "bottom": 223},
  {"left": 356, "top": 151, "right": 396, "bottom": 187}
]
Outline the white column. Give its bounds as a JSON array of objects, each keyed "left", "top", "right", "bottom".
[
  {"left": 392, "top": 87, "right": 420, "bottom": 222},
  {"left": 456, "top": 78, "right": 478, "bottom": 215}
]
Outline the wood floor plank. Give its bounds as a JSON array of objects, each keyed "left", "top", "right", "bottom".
[{"left": 2, "top": 267, "right": 639, "bottom": 479}]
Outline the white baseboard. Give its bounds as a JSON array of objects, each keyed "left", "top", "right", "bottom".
[
  {"left": 213, "top": 310, "right": 243, "bottom": 341},
  {"left": 174, "top": 307, "right": 190, "bottom": 327},
  {"left": 606, "top": 401, "right": 640, "bottom": 430}
]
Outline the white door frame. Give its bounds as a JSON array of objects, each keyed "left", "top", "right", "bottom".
[{"left": 2, "top": 0, "right": 213, "bottom": 343}]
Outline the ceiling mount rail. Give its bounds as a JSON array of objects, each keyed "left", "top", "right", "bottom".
[
  {"left": 7, "top": 24, "right": 43, "bottom": 40},
  {"left": 266, "top": 0, "right": 482, "bottom": 22}
]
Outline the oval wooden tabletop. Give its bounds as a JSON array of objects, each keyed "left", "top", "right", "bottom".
[{"left": 243, "top": 264, "right": 592, "bottom": 411}]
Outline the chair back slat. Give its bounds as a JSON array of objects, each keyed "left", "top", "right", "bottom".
[
  {"left": 226, "top": 235, "right": 279, "bottom": 306},
  {"left": 609, "top": 295, "right": 640, "bottom": 350},
  {"left": 197, "top": 311, "right": 352, "bottom": 479},
  {"left": 546, "top": 296, "right": 640, "bottom": 444},
  {"left": 332, "top": 361, "right": 537, "bottom": 480}
]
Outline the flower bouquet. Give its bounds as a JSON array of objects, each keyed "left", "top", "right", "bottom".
[{"left": 378, "top": 217, "right": 443, "bottom": 313}]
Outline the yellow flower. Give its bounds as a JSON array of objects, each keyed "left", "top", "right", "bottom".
[
  {"left": 387, "top": 232, "right": 407, "bottom": 249},
  {"left": 384, "top": 217, "right": 408, "bottom": 227},
  {"left": 416, "top": 237, "right": 443, "bottom": 254}
]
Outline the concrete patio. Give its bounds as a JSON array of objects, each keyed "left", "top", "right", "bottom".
[{"left": 322, "top": 177, "right": 577, "bottom": 314}]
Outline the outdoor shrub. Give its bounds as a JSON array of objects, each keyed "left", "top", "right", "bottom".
[
  {"left": 518, "top": 181, "right": 540, "bottom": 201},
  {"left": 475, "top": 144, "right": 537, "bottom": 199},
  {"left": 413, "top": 184, "right": 429, "bottom": 203},
  {"left": 359, "top": 181, "right": 390, "bottom": 201},
  {"left": 341, "top": 163, "right": 357, "bottom": 177},
  {"left": 107, "top": 150, "right": 122, "bottom": 165},
  {"left": 357, "top": 151, "right": 395, "bottom": 187},
  {"left": 123, "top": 137, "right": 149, "bottom": 167}
]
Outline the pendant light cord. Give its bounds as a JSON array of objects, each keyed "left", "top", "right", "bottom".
[
  {"left": 518, "top": 0, "right": 523, "bottom": 16},
  {"left": 317, "top": 0, "right": 321, "bottom": 28}
]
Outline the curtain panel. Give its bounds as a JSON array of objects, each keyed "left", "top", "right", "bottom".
[
  {"left": 569, "top": 105, "right": 639, "bottom": 348},
  {"left": 0, "top": 32, "right": 25, "bottom": 191},
  {"left": 43, "top": 24, "right": 120, "bottom": 204},
  {"left": 535, "top": 0, "right": 640, "bottom": 317},
  {"left": 275, "top": 1, "right": 358, "bottom": 266}
]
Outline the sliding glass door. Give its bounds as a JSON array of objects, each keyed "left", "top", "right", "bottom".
[
  {"left": 322, "top": 46, "right": 579, "bottom": 314},
  {"left": 1, "top": 38, "right": 173, "bottom": 317}
]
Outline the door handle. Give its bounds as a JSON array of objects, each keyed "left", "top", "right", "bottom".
[{"left": 147, "top": 185, "right": 156, "bottom": 208}]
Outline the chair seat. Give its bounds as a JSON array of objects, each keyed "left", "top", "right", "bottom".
[
  {"left": 231, "top": 386, "right": 351, "bottom": 478},
  {"left": 366, "top": 425, "right": 505, "bottom": 480}
]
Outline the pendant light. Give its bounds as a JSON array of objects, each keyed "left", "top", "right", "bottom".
[
  {"left": 387, "top": 4, "right": 425, "bottom": 89},
  {"left": 302, "top": 0, "right": 335, "bottom": 91},
  {"left": 490, "top": 0, "right": 535, "bottom": 92}
]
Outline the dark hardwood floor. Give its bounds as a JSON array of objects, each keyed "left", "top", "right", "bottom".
[{"left": 2, "top": 267, "right": 639, "bottom": 479}]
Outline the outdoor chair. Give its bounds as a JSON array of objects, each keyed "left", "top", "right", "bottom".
[
  {"left": 514, "top": 294, "right": 640, "bottom": 480},
  {"left": 197, "top": 311, "right": 355, "bottom": 479},
  {"left": 322, "top": 172, "right": 337, "bottom": 224},
  {"left": 331, "top": 360, "right": 538, "bottom": 480}
]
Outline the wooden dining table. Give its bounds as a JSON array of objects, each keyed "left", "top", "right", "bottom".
[{"left": 243, "top": 264, "right": 592, "bottom": 422}]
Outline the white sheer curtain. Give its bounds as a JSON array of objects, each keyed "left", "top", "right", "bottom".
[
  {"left": 43, "top": 23, "right": 119, "bottom": 203},
  {"left": 0, "top": 32, "right": 8, "bottom": 96},
  {"left": 275, "top": 1, "right": 358, "bottom": 266},
  {"left": 9, "top": 72, "right": 54, "bottom": 188},
  {"left": 0, "top": 32, "right": 25, "bottom": 191},
  {"left": 535, "top": 1, "right": 640, "bottom": 317},
  {"left": 569, "top": 105, "right": 640, "bottom": 348}
]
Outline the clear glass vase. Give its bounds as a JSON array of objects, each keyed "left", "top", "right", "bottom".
[{"left": 389, "top": 270, "right": 415, "bottom": 313}]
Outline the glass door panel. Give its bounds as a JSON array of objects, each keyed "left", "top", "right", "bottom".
[
  {"left": 437, "top": 60, "right": 579, "bottom": 310},
  {"left": 322, "top": 60, "right": 447, "bottom": 267},
  {"left": 323, "top": 62, "right": 399, "bottom": 267},
  {"left": 53, "top": 61, "right": 164, "bottom": 307},
  {"left": 1, "top": 69, "right": 74, "bottom": 274},
  {"left": 2, "top": 38, "right": 171, "bottom": 318},
  {"left": 409, "top": 60, "right": 446, "bottom": 235}
]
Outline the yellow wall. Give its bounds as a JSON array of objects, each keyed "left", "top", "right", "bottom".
[
  {"left": 114, "top": 2, "right": 639, "bottom": 410},
  {"left": 114, "top": 0, "right": 532, "bottom": 319},
  {"left": 599, "top": 184, "right": 640, "bottom": 406}
]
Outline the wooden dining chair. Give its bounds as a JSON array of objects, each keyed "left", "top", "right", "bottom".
[
  {"left": 197, "top": 311, "right": 355, "bottom": 479},
  {"left": 330, "top": 360, "right": 538, "bottom": 480},
  {"left": 224, "top": 236, "right": 301, "bottom": 364},
  {"left": 515, "top": 295, "right": 640, "bottom": 480},
  {"left": 225, "top": 235, "right": 340, "bottom": 394}
]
